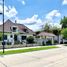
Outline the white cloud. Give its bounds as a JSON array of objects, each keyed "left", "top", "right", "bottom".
[
  {"left": 16, "top": 15, "right": 42, "bottom": 25},
  {"left": 0, "top": 5, "right": 18, "bottom": 18},
  {"left": 22, "top": 1, "right": 26, "bottom": 5},
  {"left": 18, "top": 0, "right": 26, "bottom": 5},
  {"left": 15, "top": 15, "right": 43, "bottom": 31},
  {"left": 14, "top": 13, "right": 61, "bottom": 31},
  {"left": 45, "top": 10, "right": 61, "bottom": 20},
  {"left": 5, "top": 6, "right": 18, "bottom": 18},
  {"left": 62, "top": 0, "right": 67, "bottom": 5},
  {"left": 45, "top": 10, "right": 61, "bottom": 30},
  {"left": 0, "top": 5, "right": 2, "bottom": 13}
]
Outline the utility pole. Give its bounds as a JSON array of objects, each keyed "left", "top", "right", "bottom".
[{"left": 2, "top": 0, "right": 5, "bottom": 53}]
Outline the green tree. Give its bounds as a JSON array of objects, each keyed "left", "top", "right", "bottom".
[
  {"left": 35, "top": 31, "right": 41, "bottom": 35},
  {"left": 52, "top": 28, "right": 61, "bottom": 36},
  {"left": 43, "top": 23, "right": 52, "bottom": 33},
  {"left": 51, "top": 26, "right": 61, "bottom": 44},
  {"left": 60, "top": 16, "right": 67, "bottom": 29},
  {"left": 61, "top": 28, "right": 67, "bottom": 39}
]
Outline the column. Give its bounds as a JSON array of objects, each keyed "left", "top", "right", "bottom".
[{"left": 52, "top": 37, "right": 54, "bottom": 45}]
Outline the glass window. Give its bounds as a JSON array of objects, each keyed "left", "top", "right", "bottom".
[
  {"left": 21, "top": 36, "right": 26, "bottom": 40},
  {"left": 10, "top": 35, "right": 13, "bottom": 38},
  {"left": 13, "top": 27, "right": 17, "bottom": 32},
  {"left": 4, "top": 35, "right": 7, "bottom": 40}
]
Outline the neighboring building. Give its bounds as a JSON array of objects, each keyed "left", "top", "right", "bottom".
[
  {"left": 36, "top": 32, "right": 56, "bottom": 45},
  {"left": 0, "top": 19, "right": 34, "bottom": 45}
]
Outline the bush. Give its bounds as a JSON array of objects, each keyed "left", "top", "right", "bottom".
[
  {"left": 7, "top": 42, "right": 11, "bottom": 45},
  {"left": 35, "top": 36, "right": 40, "bottom": 38},
  {"left": 54, "top": 40, "right": 58, "bottom": 44},
  {"left": 0, "top": 37, "right": 2, "bottom": 41},
  {"left": 14, "top": 41, "right": 20, "bottom": 45},
  {"left": 0, "top": 33, "right": 2, "bottom": 41},
  {"left": 46, "top": 40, "right": 52, "bottom": 45},
  {"left": 26, "top": 36, "right": 34, "bottom": 44},
  {"left": 42, "top": 41, "right": 46, "bottom": 46}
]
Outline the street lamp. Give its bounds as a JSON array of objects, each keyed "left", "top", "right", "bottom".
[
  {"left": 2, "top": 0, "right": 5, "bottom": 53},
  {"left": 0, "top": 0, "right": 6, "bottom": 53}
]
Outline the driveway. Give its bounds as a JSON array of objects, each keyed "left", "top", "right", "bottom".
[{"left": 0, "top": 45, "right": 67, "bottom": 67}]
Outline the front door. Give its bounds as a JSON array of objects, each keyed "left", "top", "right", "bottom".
[{"left": 14, "top": 34, "right": 17, "bottom": 41}]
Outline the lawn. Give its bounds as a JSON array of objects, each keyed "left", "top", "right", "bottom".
[{"left": 0, "top": 46, "right": 58, "bottom": 55}]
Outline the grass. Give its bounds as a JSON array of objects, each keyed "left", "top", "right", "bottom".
[{"left": 0, "top": 46, "right": 58, "bottom": 55}]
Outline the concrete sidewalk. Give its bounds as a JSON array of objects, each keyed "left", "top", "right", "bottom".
[
  {"left": 0, "top": 45, "right": 67, "bottom": 67},
  {"left": 0, "top": 44, "right": 63, "bottom": 51},
  {"left": 0, "top": 45, "right": 57, "bottom": 51}
]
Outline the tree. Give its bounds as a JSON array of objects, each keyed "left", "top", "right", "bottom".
[
  {"left": 43, "top": 23, "right": 52, "bottom": 33},
  {"left": 51, "top": 25, "right": 61, "bottom": 44},
  {"left": 61, "top": 28, "right": 67, "bottom": 39},
  {"left": 52, "top": 28, "right": 61, "bottom": 36},
  {"left": 35, "top": 31, "right": 41, "bottom": 35},
  {"left": 60, "top": 16, "right": 67, "bottom": 29}
]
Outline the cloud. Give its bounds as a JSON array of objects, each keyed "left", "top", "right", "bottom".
[
  {"left": 5, "top": 6, "right": 18, "bottom": 18},
  {"left": 15, "top": 15, "right": 43, "bottom": 31},
  {"left": 0, "top": 5, "right": 18, "bottom": 18},
  {"left": 16, "top": 15, "right": 42, "bottom": 25},
  {"left": 62, "top": 0, "right": 67, "bottom": 5},
  {"left": 14, "top": 13, "right": 61, "bottom": 31},
  {"left": 22, "top": 1, "right": 26, "bottom": 5},
  {"left": 45, "top": 10, "right": 61, "bottom": 20},
  {"left": 18, "top": 0, "right": 26, "bottom": 5},
  {"left": 0, "top": 5, "right": 2, "bottom": 13}
]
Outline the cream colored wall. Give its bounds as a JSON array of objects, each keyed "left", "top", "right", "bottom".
[{"left": 20, "top": 34, "right": 33, "bottom": 37}]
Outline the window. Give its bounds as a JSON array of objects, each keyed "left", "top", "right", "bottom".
[
  {"left": 4, "top": 35, "right": 7, "bottom": 40},
  {"left": 23, "top": 29, "right": 27, "bottom": 32},
  {"left": 12, "top": 27, "right": 17, "bottom": 32},
  {"left": 23, "top": 29, "right": 28, "bottom": 33},
  {"left": 21, "top": 36, "right": 26, "bottom": 40},
  {"left": 10, "top": 35, "right": 13, "bottom": 38}
]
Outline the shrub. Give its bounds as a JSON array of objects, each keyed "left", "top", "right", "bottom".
[
  {"left": 46, "top": 40, "right": 52, "bottom": 45},
  {"left": 35, "top": 36, "right": 40, "bottom": 38},
  {"left": 0, "top": 33, "right": 2, "bottom": 41},
  {"left": 54, "top": 40, "right": 58, "bottom": 44},
  {"left": 42, "top": 41, "right": 46, "bottom": 46},
  {"left": 7, "top": 42, "right": 11, "bottom": 45},
  {"left": 14, "top": 41, "right": 20, "bottom": 45},
  {"left": 26, "top": 36, "right": 34, "bottom": 44},
  {"left": 0, "top": 37, "right": 2, "bottom": 41}
]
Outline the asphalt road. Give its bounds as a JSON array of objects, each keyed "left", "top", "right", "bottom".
[{"left": 0, "top": 46, "right": 67, "bottom": 67}]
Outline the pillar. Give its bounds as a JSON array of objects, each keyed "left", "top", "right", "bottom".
[
  {"left": 52, "top": 37, "right": 54, "bottom": 45},
  {"left": 44, "top": 36, "right": 46, "bottom": 45}
]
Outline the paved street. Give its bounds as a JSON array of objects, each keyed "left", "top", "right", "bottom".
[{"left": 0, "top": 46, "right": 67, "bottom": 67}]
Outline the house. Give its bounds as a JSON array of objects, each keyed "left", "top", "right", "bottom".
[
  {"left": 36, "top": 32, "right": 56, "bottom": 45},
  {"left": 0, "top": 19, "right": 35, "bottom": 45}
]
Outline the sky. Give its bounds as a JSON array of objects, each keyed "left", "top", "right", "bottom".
[{"left": 0, "top": 0, "right": 67, "bottom": 31}]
